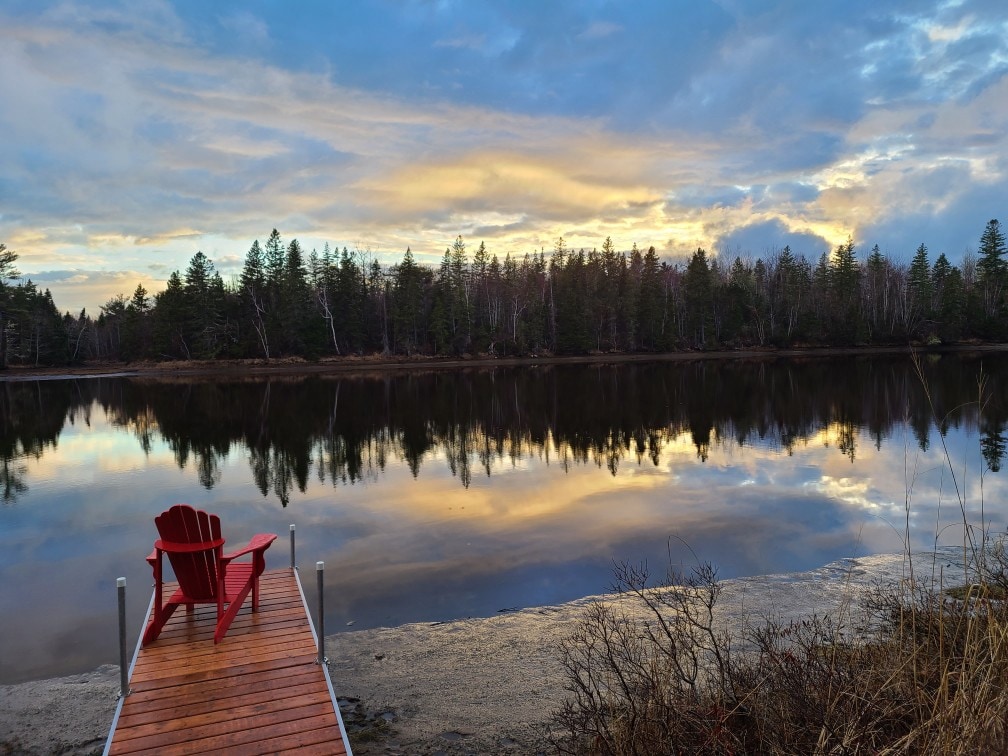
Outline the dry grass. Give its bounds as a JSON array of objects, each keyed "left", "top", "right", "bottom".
[{"left": 549, "top": 549, "right": 1008, "bottom": 755}]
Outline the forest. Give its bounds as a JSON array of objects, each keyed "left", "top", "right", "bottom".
[{"left": 0, "top": 218, "right": 1005, "bottom": 367}]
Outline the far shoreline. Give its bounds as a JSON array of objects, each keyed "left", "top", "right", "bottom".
[{"left": 2, "top": 342, "right": 1007, "bottom": 382}]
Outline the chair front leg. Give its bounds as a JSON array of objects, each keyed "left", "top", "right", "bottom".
[
  {"left": 252, "top": 551, "right": 264, "bottom": 610},
  {"left": 217, "top": 560, "right": 226, "bottom": 623},
  {"left": 153, "top": 550, "right": 163, "bottom": 617},
  {"left": 142, "top": 549, "right": 172, "bottom": 645}
]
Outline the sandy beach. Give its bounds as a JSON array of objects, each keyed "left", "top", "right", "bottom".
[{"left": 0, "top": 601, "right": 579, "bottom": 755}]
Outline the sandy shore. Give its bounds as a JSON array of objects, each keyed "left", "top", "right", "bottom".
[
  {"left": 0, "top": 665, "right": 120, "bottom": 756},
  {"left": 0, "top": 609, "right": 574, "bottom": 755},
  {"left": 1, "top": 552, "right": 932, "bottom": 755},
  {"left": 0, "top": 601, "right": 580, "bottom": 755}
]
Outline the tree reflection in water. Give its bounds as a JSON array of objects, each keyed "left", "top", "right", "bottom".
[{"left": 2, "top": 353, "right": 1007, "bottom": 506}]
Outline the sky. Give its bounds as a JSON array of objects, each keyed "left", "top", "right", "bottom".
[{"left": 1, "top": 0, "right": 1007, "bottom": 314}]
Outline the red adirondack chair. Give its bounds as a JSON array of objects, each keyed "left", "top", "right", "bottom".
[{"left": 142, "top": 504, "right": 278, "bottom": 645}]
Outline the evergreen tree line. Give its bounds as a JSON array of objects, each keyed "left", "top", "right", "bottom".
[{"left": 0, "top": 220, "right": 1006, "bottom": 367}]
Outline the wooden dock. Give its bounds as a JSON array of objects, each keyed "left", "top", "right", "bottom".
[{"left": 104, "top": 568, "right": 352, "bottom": 755}]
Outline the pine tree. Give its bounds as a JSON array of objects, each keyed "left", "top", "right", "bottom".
[
  {"left": 553, "top": 247, "right": 590, "bottom": 353},
  {"left": 471, "top": 241, "right": 490, "bottom": 349},
  {"left": 599, "top": 237, "right": 621, "bottom": 349},
  {"left": 431, "top": 248, "right": 453, "bottom": 354},
  {"left": 830, "top": 237, "right": 860, "bottom": 301},
  {"left": 722, "top": 255, "right": 753, "bottom": 344},
  {"left": 978, "top": 219, "right": 1007, "bottom": 281},
  {"left": 314, "top": 243, "right": 341, "bottom": 355},
  {"left": 449, "top": 236, "right": 471, "bottom": 351},
  {"left": 121, "top": 283, "right": 151, "bottom": 359},
  {"left": 862, "top": 244, "right": 889, "bottom": 339},
  {"left": 264, "top": 229, "right": 285, "bottom": 289},
  {"left": 486, "top": 253, "right": 503, "bottom": 351},
  {"left": 638, "top": 245, "right": 663, "bottom": 349},
  {"left": 154, "top": 271, "right": 190, "bottom": 358},
  {"left": 908, "top": 243, "right": 932, "bottom": 337},
  {"left": 932, "top": 253, "right": 964, "bottom": 342},
  {"left": 337, "top": 247, "right": 365, "bottom": 353},
  {"left": 619, "top": 243, "right": 643, "bottom": 349},
  {"left": 392, "top": 248, "right": 427, "bottom": 353},
  {"left": 774, "top": 245, "right": 805, "bottom": 344},
  {"left": 241, "top": 239, "right": 270, "bottom": 358},
  {"left": 0, "top": 243, "right": 21, "bottom": 369},
  {"left": 281, "top": 239, "right": 311, "bottom": 354},
  {"left": 184, "top": 251, "right": 222, "bottom": 357},
  {"left": 909, "top": 244, "right": 930, "bottom": 297},
  {"left": 828, "top": 237, "right": 860, "bottom": 343},
  {"left": 977, "top": 219, "right": 1007, "bottom": 326},
  {"left": 684, "top": 248, "right": 712, "bottom": 348},
  {"left": 14, "top": 283, "right": 65, "bottom": 366}
]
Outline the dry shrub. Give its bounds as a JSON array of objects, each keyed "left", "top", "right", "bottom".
[
  {"left": 549, "top": 550, "right": 1008, "bottom": 755},
  {"left": 551, "top": 563, "right": 736, "bottom": 754}
]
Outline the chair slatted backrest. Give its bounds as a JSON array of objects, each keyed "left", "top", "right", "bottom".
[{"left": 154, "top": 504, "right": 222, "bottom": 601}]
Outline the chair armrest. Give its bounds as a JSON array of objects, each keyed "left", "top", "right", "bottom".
[
  {"left": 154, "top": 537, "right": 226, "bottom": 553},
  {"left": 221, "top": 533, "right": 278, "bottom": 562}
]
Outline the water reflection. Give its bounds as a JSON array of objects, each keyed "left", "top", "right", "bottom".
[{"left": 1, "top": 353, "right": 1007, "bottom": 684}]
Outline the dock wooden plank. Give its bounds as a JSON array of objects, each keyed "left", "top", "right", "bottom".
[
  {"left": 115, "top": 679, "right": 325, "bottom": 726},
  {"left": 106, "top": 568, "right": 350, "bottom": 755},
  {"left": 131, "top": 636, "right": 319, "bottom": 679}
]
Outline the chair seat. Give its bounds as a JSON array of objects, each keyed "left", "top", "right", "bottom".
[{"left": 163, "top": 562, "right": 255, "bottom": 607}]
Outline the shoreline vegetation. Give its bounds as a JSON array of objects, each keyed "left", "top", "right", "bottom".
[
  {"left": 3, "top": 342, "right": 1008, "bottom": 381},
  {"left": 549, "top": 548, "right": 1008, "bottom": 754}
]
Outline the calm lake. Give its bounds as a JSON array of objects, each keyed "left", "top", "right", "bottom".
[{"left": 2, "top": 353, "right": 1007, "bottom": 684}]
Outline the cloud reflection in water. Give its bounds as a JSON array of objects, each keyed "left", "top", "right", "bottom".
[{"left": 1, "top": 355, "right": 1007, "bottom": 683}]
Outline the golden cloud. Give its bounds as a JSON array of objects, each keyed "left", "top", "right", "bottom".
[
  {"left": 134, "top": 228, "right": 204, "bottom": 245},
  {"left": 365, "top": 151, "right": 663, "bottom": 217}
]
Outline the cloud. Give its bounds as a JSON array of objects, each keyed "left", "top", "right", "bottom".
[
  {"left": 26, "top": 269, "right": 165, "bottom": 314},
  {"left": 434, "top": 33, "right": 488, "bottom": 51},
  {"left": 363, "top": 150, "right": 663, "bottom": 224},
  {"left": 857, "top": 175, "right": 1008, "bottom": 257},
  {"left": 578, "top": 21, "right": 622, "bottom": 41},
  {"left": 717, "top": 219, "right": 831, "bottom": 259},
  {"left": 1, "top": 1, "right": 1008, "bottom": 312},
  {"left": 670, "top": 185, "right": 750, "bottom": 211},
  {"left": 216, "top": 10, "right": 270, "bottom": 45}
]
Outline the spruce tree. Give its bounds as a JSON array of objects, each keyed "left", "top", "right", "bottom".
[
  {"left": 909, "top": 243, "right": 932, "bottom": 335},
  {"left": 0, "top": 243, "right": 20, "bottom": 369},
  {"left": 684, "top": 248, "right": 712, "bottom": 348},
  {"left": 977, "top": 219, "right": 1007, "bottom": 325},
  {"left": 978, "top": 219, "right": 1006, "bottom": 281},
  {"left": 932, "top": 253, "right": 964, "bottom": 342}
]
